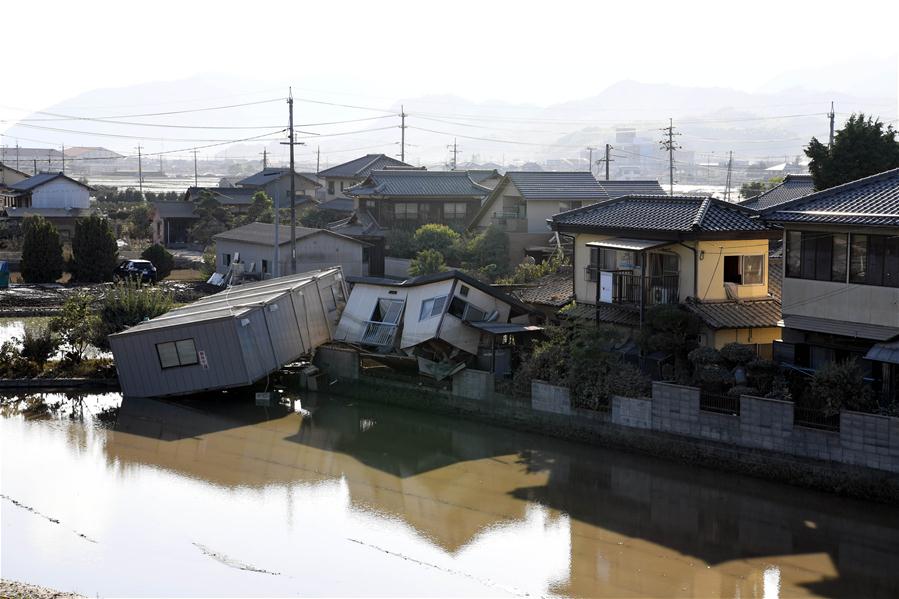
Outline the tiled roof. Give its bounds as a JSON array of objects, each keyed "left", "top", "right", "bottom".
[
  {"left": 212, "top": 222, "right": 364, "bottom": 247},
  {"left": 551, "top": 195, "right": 769, "bottom": 234},
  {"left": 739, "top": 174, "right": 815, "bottom": 211},
  {"left": 236, "top": 168, "right": 320, "bottom": 188},
  {"left": 318, "top": 197, "right": 354, "bottom": 212},
  {"left": 346, "top": 170, "right": 491, "bottom": 198},
  {"left": 598, "top": 180, "right": 666, "bottom": 199},
  {"left": 466, "top": 169, "right": 501, "bottom": 184},
  {"left": 507, "top": 171, "right": 607, "bottom": 200},
  {"left": 767, "top": 256, "right": 782, "bottom": 301},
  {"left": 509, "top": 267, "right": 574, "bottom": 308},
  {"left": 10, "top": 172, "right": 93, "bottom": 192},
  {"left": 185, "top": 186, "right": 258, "bottom": 205},
  {"left": 560, "top": 302, "right": 641, "bottom": 326},
  {"left": 317, "top": 154, "right": 411, "bottom": 179},
  {"left": 685, "top": 298, "right": 782, "bottom": 330},
  {"left": 152, "top": 202, "right": 198, "bottom": 219},
  {"left": 764, "top": 168, "right": 899, "bottom": 227}
]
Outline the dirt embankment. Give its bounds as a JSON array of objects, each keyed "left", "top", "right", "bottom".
[
  {"left": 0, "top": 281, "right": 218, "bottom": 317},
  {"left": 0, "top": 579, "right": 84, "bottom": 599}
]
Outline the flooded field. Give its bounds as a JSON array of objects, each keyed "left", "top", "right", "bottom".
[{"left": 2, "top": 390, "right": 898, "bottom": 597}]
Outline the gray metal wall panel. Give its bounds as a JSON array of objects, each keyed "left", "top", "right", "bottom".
[{"left": 263, "top": 295, "right": 302, "bottom": 365}]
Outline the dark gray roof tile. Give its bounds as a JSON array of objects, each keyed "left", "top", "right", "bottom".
[
  {"left": 317, "top": 154, "right": 411, "bottom": 179},
  {"left": 685, "top": 298, "right": 782, "bottom": 329},
  {"left": 508, "top": 171, "right": 607, "bottom": 200},
  {"left": 598, "top": 179, "right": 666, "bottom": 199},
  {"left": 347, "top": 170, "right": 491, "bottom": 198},
  {"left": 739, "top": 174, "right": 815, "bottom": 211}
]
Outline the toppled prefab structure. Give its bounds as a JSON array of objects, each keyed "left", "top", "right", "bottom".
[
  {"left": 109, "top": 268, "right": 347, "bottom": 398},
  {"left": 334, "top": 270, "right": 540, "bottom": 378}
]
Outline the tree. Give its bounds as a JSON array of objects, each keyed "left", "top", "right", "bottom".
[
  {"left": 638, "top": 305, "right": 701, "bottom": 382},
  {"left": 244, "top": 191, "right": 274, "bottom": 224},
  {"left": 739, "top": 177, "right": 782, "bottom": 200},
  {"left": 49, "top": 292, "right": 99, "bottom": 362},
  {"left": 413, "top": 224, "right": 460, "bottom": 255},
  {"left": 409, "top": 249, "right": 446, "bottom": 276},
  {"left": 803, "top": 358, "right": 874, "bottom": 415},
  {"left": 189, "top": 191, "right": 234, "bottom": 245},
  {"left": 20, "top": 215, "right": 64, "bottom": 283},
  {"left": 141, "top": 244, "right": 175, "bottom": 279},
  {"left": 806, "top": 113, "right": 899, "bottom": 190},
  {"left": 128, "top": 203, "right": 153, "bottom": 239},
  {"left": 456, "top": 225, "right": 509, "bottom": 278},
  {"left": 70, "top": 215, "right": 119, "bottom": 282}
]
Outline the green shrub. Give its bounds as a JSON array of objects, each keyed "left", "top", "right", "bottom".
[
  {"left": 688, "top": 346, "right": 723, "bottom": 366},
  {"left": 413, "top": 224, "right": 460, "bottom": 255},
  {"left": 803, "top": 358, "right": 874, "bottom": 415},
  {"left": 455, "top": 225, "right": 509, "bottom": 278},
  {"left": 20, "top": 327, "right": 59, "bottom": 366},
  {"left": 201, "top": 244, "right": 217, "bottom": 276},
  {"left": 497, "top": 250, "right": 566, "bottom": 285},
  {"left": 92, "top": 282, "right": 174, "bottom": 350},
  {"left": 70, "top": 215, "right": 119, "bottom": 282},
  {"left": 746, "top": 359, "right": 779, "bottom": 395},
  {"left": 128, "top": 203, "right": 153, "bottom": 239},
  {"left": 727, "top": 385, "right": 760, "bottom": 398},
  {"left": 49, "top": 292, "right": 100, "bottom": 362},
  {"left": 141, "top": 244, "right": 175, "bottom": 280},
  {"left": 640, "top": 305, "right": 701, "bottom": 382},
  {"left": 409, "top": 249, "right": 446, "bottom": 276},
  {"left": 20, "top": 216, "right": 64, "bottom": 283},
  {"left": 719, "top": 342, "right": 757, "bottom": 367},
  {"left": 386, "top": 229, "right": 416, "bottom": 259},
  {"left": 0, "top": 341, "right": 40, "bottom": 378}
]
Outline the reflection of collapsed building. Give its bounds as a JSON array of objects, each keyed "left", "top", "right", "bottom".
[
  {"left": 334, "top": 270, "right": 541, "bottom": 378},
  {"left": 110, "top": 268, "right": 347, "bottom": 398}
]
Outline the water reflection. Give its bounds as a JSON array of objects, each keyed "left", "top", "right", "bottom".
[{"left": 2, "top": 390, "right": 898, "bottom": 598}]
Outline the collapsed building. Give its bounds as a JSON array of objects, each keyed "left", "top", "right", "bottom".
[{"left": 333, "top": 270, "right": 541, "bottom": 379}]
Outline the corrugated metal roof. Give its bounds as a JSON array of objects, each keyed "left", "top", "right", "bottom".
[
  {"left": 686, "top": 299, "right": 782, "bottom": 330},
  {"left": 551, "top": 195, "right": 769, "bottom": 234},
  {"left": 317, "top": 154, "right": 411, "bottom": 179},
  {"left": 236, "top": 168, "right": 320, "bottom": 188},
  {"left": 598, "top": 180, "right": 666, "bottom": 199},
  {"left": 586, "top": 237, "right": 670, "bottom": 251},
  {"left": 765, "top": 168, "right": 899, "bottom": 227},
  {"left": 212, "top": 222, "right": 365, "bottom": 247},
  {"left": 781, "top": 314, "right": 899, "bottom": 341},
  {"left": 346, "top": 170, "right": 491, "bottom": 198},
  {"left": 739, "top": 174, "right": 815, "bottom": 211},
  {"left": 507, "top": 172, "right": 607, "bottom": 200},
  {"left": 111, "top": 268, "right": 341, "bottom": 336},
  {"left": 864, "top": 339, "right": 899, "bottom": 365},
  {"left": 152, "top": 202, "right": 197, "bottom": 219}
]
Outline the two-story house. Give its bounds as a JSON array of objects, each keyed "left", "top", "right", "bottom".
[
  {"left": 235, "top": 167, "right": 321, "bottom": 204},
  {"left": 346, "top": 170, "right": 491, "bottom": 230},
  {"left": 0, "top": 162, "right": 29, "bottom": 188},
  {"left": 549, "top": 195, "right": 782, "bottom": 354},
  {"left": 317, "top": 154, "right": 410, "bottom": 202},
  {"left": 763, "top": 168, "right": 899, "bottom": 403},
  {"left": 467, "top": 172, "right": 663, "bottom": 261},
  {"left": 0, "top": 172, "right": 96, "bottom": 239}
]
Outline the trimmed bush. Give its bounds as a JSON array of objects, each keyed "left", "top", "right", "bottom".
[
  {"left": 413, "top": 224, "right": 460, "bottom": 255},
  {"left": 803, "top": 358, "right": 875, "bottom": 415},
  {"left": 20, "top": 215, "right": 64, "bottom": 283},
  {"left": 720, "top": 342, "right": 756, "bottom": 366},
  {"left": 141, "top": 244, "right": 175, "bottom": 280},
  {"left": 20, "top": 327, "right": 59, "bottom": 366},
  {"left": 409, "top": 249, "right": 446, "bottom": 276}
]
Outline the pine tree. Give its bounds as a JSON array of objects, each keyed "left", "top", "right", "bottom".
[
  {"left": 71, "top": 215, "right": 119, "bottom": 282},
  {"left": 20, "top": 216, "right": 64, "bottom": 283}
]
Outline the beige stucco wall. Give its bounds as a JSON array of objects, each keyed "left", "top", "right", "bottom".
[
  {"left": 694, "top": 239, "right": 770, "bottom": 301},
  {"left": 708, "top": 326, "right": 782, "bottom": 352}
]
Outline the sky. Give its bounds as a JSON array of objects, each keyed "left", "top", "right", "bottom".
[{"left": 4, "top": 0, "right": 898, "bottom": 117}]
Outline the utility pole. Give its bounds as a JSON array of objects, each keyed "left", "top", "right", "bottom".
[
  {"left": 280, "top": 88, "right": 305, "bottom": 275},
  {"left": 586, "top": 146, "right": 596, "bottom": 175},
  {"left": 47, "top": 150, "right": 52, "bottom": 170},
  {"left": 659, "top": 118, "right": 681, "bottom": 195},
  {"left": 15, "top": 143, "right": 20, "bottom": 170},
  {"left": 33, "top": 159, "right": 37, "bottom": 174},
  {"left": 447, "top": 138, "right": 459, "bottom": 170},
  {"left": 400, "top": 105, "right": 407, "bottom": 162},
  {"left": 192, "top": 150, "right": 198, "bottom": 187},
  {"left": 316, "top": 146, "right": 320, "bottom": 173},
  {"left": 828, "top": 101, "right": 835, "bottom": 148},
  {"left": 159, "top": 154, "right": 164, "bottom": 175},
  {"left": 260, "top": 149, "right": 268, "bottom": 169},
  {"left": 724, "top": 150, "right": 734, "bottom": 202},
  {"left": 605, "top": 144, "right": 612, "bottom": 181},
  {"left": 136, "top": 145, "right": 143, "bottom": 196},
  {"left": 61, "top": 144, "right": 65, "bottom": 174}
]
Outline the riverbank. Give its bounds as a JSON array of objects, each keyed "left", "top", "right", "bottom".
[
  {"left": 0, "top": 579, "right": 84, "bottom": 599},
  {"left": 324, "top": 371, "right": 899, "bottom": 504}
]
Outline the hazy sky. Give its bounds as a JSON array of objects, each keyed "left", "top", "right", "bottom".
[{"left": 4, "top": 0, "right": 898, "bottom": 119}]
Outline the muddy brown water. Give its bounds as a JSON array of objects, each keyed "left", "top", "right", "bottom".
[{"left": 1, "top": 390, "right": 898, "bottom": 598}]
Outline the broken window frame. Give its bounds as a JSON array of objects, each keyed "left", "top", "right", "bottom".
[{"left": 419, "top": 295, "right": 448, "bottom": 321}]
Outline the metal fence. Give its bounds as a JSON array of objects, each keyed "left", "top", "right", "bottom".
[
  {"left": 793, "top": 406, "right": 840, "bottom": 432},
  {"left": 699, "top": 391, "right": 740, "bottom": 416}
]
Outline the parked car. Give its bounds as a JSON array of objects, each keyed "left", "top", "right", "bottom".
[{"left": 114, "top": 259, "right": 157, "bottom": 283}]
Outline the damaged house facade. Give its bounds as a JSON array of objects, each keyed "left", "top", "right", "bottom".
[
  {"left": 110, "top": 269, "right": 347, "bottom": 398},
  {"left": 334, "top": 271, "right": 539, "bottom": 378}
]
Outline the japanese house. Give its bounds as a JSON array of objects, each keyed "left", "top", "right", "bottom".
[
  {"left": 549, "top": 195, "right": 782, "bottom": 355},
  {"left": 109, "top": 268, "right": 347, "bottom": 398},
  {"left": 151, "top": 201, "right": 198, "bottom": 246},
  {"left": 334, "top": 270, "right": 539, "bottom": 378},
  {"left": 212, "top": 222, "right": 369, "bottom": 278},
  {"left": 317, "top": 153, "right": 411, "bottom": 202},
  {"left": 739, "top": 174, "right": 815, "bottom": 211},
  {"left": 346, "top": 169, "right": 491, "bottom": 230},
  {"left": 0, "top": 172, "right": 96, "bottom": 240},
  {"left": 763, "top": 168, "right": 899, "bottom": 403}
]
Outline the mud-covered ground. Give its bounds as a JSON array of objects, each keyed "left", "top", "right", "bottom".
[
  {"left": 0, "top": 281, "right": 218, "bottom": 317},
  {"left": 0, "top": 579, "right": 84, "bottom": 599}
]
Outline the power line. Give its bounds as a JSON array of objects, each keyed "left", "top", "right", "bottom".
[
  {"left": 13, "top": 122, "right": 286, "bottom": 143},
  {"left": 0, "top": 98, "right": 283, "bottom": 121},
  {"left": 659, "top": 118, "right": 681, "bottom": 194}
]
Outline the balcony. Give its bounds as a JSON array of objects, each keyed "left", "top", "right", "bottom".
[
  {"left": 587, "top": 268, "right": 680, "bottom": 306},
  {"left": 361, "top": 321, "right": 398, "bottom": 347},
  {"left": 490, "top": 209, "right": 528, "bottom": 233}
]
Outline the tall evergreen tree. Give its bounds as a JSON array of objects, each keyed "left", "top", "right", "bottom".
[
  {"left": 189, "top": 191, "right": 234, "bottom": 244},
  {"left": 71, "top": 215, "right": 119, "bottom": 282},
  {"left": 244, "top": 191, "right": 274, "bottom": 224},
  {"left": 806, "top": 113, "right": 899, "bottom": 190},
  {"left": 20, "top": 215, "right": 64, "bottom": 283}
]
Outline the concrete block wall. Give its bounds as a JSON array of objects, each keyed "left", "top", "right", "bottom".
[
  {"left": 531, "top": 381, "right": 572, "bottom": 415},
  {"left": 739, "top": 395, "right": 793, "bottom": 452},
  {"left": 651, "top": 382, "right": 700, "bottom": 436},
  {"left": 840, "top": 411, "right": 897, "bottom": 472},
  {"left": 611, "top": 395, "right": 652, "bottom": 429},
  {"left": 313, "top": 345, "right": 360, "bottom": 380},
  {"left": 452, "top": 369, "right": 493, "bottom": 401}
]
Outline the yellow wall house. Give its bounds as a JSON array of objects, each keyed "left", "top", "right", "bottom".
[{"left": 549, "top": 194, "right": 782, "bottom": 356}]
